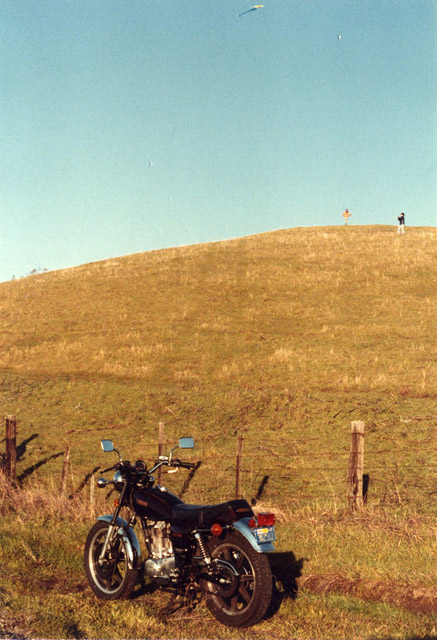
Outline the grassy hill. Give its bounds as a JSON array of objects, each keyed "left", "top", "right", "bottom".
[
  {"left": 0, "top": 224, "right": 436, "bottom": 639},
  {"left": 1, "top": 225, "right": 435, "bottom": 502}
]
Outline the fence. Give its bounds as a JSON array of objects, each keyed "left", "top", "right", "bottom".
[
  {"left": 1, "top": 416, "right": 436, "bottom": 512},
  {"left": 1, "top": 415, "right": 17, "bottom": 482},
  {"left": 150, "top": 419, "right": 436, "bottom": 511}
]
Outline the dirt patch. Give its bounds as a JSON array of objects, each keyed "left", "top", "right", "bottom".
[
  {"left": 35, "top": 575, "right": 89, "bottom": 594},
  {"left": 299, "top": 573, "right": 437, "bottom": 615}
]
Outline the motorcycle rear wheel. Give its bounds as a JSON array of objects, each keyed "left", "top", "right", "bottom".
[
  {"left": 84, "top": 521, "right": 138, "bottom": 600},
  {"left": 204, "top": 531, "right": 273, "bottom": 628}
]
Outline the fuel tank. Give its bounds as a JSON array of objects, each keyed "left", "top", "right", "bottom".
[{"left": 132, "top": 486, "right": 183, "bottom": 521}]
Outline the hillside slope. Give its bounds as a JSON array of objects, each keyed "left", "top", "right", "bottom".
[{"left": 1, "top": 225, "right": 436, "bottom": 508}]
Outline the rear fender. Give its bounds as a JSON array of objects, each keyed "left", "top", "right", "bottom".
[
  {"left": 233, "top": 517, "right": 275, "bottom": 553},
  {"left": 97, "top": 515, "right": 142, "bottom": 569}
]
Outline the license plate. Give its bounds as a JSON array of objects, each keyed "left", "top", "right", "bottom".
[{"left": 253, "top": 526, "right": 276, "bottom": 544}]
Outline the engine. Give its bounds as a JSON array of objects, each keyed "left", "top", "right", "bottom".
[{"left": 144, "top": 522, "right": 176, "bottom": 583}]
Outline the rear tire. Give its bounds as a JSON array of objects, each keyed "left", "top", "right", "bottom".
[
  {"left": 204, "top": 531, "right": 272, "bottom": 628},
  {"left": 84, "top": 521, "right": 138, "bottom": 600}
]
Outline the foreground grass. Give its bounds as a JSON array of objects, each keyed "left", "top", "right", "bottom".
[
  {"left": 0, "top": 482, "right": 436, "bottom": 640},
  {"left": 3, "top": 589, "right": 436, "bottom": 640},
  {"left": 281, "top": 508, "right": 437, "bottom": 589}
]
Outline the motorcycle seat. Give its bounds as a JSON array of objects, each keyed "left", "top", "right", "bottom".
[{"left": 172, "top": 499, "right": 253, "bottom": 529}]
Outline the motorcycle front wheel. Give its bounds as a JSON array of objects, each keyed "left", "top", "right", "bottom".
[
  {"left": 84, "top": 520, "right": 138, "bottom": 600},
  {"left": 204, "top": 531, "right": 273, "bottom": 628}
]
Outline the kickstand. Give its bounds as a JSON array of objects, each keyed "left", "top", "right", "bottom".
[
  {"left": 160, "top": 584, "right": 200, "bottom": 620},
  {"left": 160, "top": 589, "right": 185, "bottom": 619},
  {"left": 185, "top": 583, "right": 201, "bottom": 612}
]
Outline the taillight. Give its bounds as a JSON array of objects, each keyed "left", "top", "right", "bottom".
[{"left": 256, "top": 512, "right": 275, "bottom": 527}]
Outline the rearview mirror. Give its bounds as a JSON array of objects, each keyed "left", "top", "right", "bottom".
[
  {"left": 101, "top": 440, "right": 114, "bottom": 452},
  {"left": 179, "top": 437, "right": 194, "bottom": 449}
]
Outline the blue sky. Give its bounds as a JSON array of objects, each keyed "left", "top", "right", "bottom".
[{"left": 1, "top": 0, "right": 436, "bottom": 282}]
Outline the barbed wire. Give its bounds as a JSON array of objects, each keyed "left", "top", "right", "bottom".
[{"left": 3, "top": 418, "right": 435, "bottom": 508}]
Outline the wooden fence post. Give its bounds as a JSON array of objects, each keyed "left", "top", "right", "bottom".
[
  {"left": 90, "top": 470, "right": 95, "bottom": 518},
  {"left": 5, "top": 416, "right": 17, "bottom": 482},
  {"left": 347, "top": 420, "right": 365, "bottom": 509},
  {"left": 235, "top": 436, "right": 243, "bottom": 500},
  {"left": 158, "top": 422, "right": 165, "bottom": 486},
  {"left": 60, "top": 445, "right": 71, "bottom": 495}
]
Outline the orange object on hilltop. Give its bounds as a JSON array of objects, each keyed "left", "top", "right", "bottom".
[{"left": 342, "top": 208, "right": 352, "bottom": 224}]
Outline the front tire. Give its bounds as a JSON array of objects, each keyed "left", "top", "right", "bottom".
[
  {"left": 84, "top": 521, "right": 138, "bottom": 600},
  {"left": 204, "top": 531, "right": 273, "bottom": 628}
]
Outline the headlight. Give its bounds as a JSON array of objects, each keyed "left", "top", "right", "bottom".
[{"left": 113, "top": 470, "right": 124, "bottom": 491}]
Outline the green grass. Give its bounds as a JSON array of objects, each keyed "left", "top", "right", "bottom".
[
  {"left": 0, "top": 225, "right": 436, "bottom": 638},
  {"left": 0, "top": 512, "right": 436, "bottom": 640},
  {"left": 0, "top": 507, "right": 436, "bottom": 640}
]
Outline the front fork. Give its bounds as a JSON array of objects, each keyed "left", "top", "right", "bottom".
[
  {"left": 98, "top": 481, "right": 128, "bottom": 565},
  {"left": 98, "top": 523, "right": 118, "bottom": 565}
]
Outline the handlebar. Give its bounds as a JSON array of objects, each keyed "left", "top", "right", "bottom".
[
  {"left": 172, "top": 459, "right": 196, "bottom": 470},
  {"left": 100, "top": 457, "right": 196, "bottom": 480},
  {"left": 101, "top": 465, "right": 116, "bottom": 474},
  {"left": 149, "top": 457, "right": 196, "bottom": 473}
]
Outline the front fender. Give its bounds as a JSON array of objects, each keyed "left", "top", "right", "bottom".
[
  {"left": 233, "top": 517, "right": 275, "bottom": 553},
  {"left": 97, "top": 515, "right": 142, "bottom": 570}
]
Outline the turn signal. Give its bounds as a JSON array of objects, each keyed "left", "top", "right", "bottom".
[
  {"left": 256, "top": 513, "right": 275, "bottom": 527},
  {"left": 248, "top": 518, "right": 257, "bottom": 529},
  {"left": 114, "top": 499, "right": 120, "bottom": 507},
  {"left": 211, "top": 523, "right": 223, "bottom": 536}
]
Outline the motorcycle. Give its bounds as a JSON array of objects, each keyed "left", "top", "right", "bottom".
[{"left": 84, "top": 437, "right": 276, "bottom": 628}]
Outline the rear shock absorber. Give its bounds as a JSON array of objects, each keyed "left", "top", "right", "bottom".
[{"left": 193, "top": 531, "right": 211, "bottom": 566}]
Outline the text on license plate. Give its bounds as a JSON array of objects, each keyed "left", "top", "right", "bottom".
[{"left": 253, "top": 526, "right": 276, "bottom": 544}]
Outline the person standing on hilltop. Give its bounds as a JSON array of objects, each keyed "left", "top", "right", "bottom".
[
  {"left": 397, "top": 212, "right": 406, "bottom": 234},
  {"left": 342, "top": 209, "right": 351, "bottom": 225}
]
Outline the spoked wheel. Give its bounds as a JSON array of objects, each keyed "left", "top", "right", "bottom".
[
  {"left": 204, "top": 531, "right": 273, "bottom": 628},
  {"left": 84, "top": 521, "right": 138, "bottom": 600}
]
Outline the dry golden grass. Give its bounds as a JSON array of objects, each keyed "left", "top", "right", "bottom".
[
  {"left": 2, "top": 226, "right": 435, "bottom": 395},
  {"left": 0, "top": 472, "right": 92, "bottom": 523}
]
